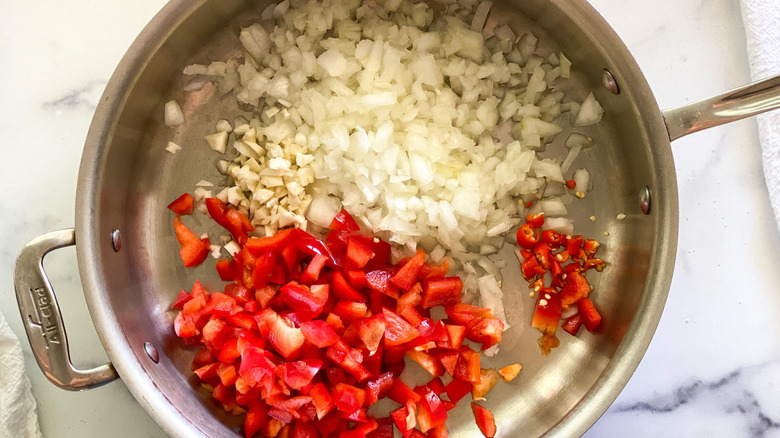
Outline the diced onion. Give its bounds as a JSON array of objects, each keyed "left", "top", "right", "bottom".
[
  {"left": 164, "top": 100, "right": 184, "bottom": 127},
  {"left": 574, "top": 93, "right": 604, "bottom": 126}
]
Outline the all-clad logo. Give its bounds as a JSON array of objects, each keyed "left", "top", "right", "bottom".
[{"left": 28, "top": 287, "right": 60, "bottom": 347}]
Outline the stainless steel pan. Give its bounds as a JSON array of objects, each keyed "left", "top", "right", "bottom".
[{"left": 13, "top": 0, "right": 780, "bottom": 436}]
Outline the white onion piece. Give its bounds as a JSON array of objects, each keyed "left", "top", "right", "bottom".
[
  {"left": 574, "top": 92, "right": 604, "bottom": 126},
  {"left": 560, "top": 53, "right": 572, "bottom": 78},
  {"left": 164, "top": 142, "right": 181, "bottom": 154},
  {"left": 543, "top": 217, "right": 574, "bottom": 235},
  {"left": 573, "top": 168, "right": 590, "bottom": 194},
  {"left": 539, "top": 197, "right": 567, "bottom": 217},
  {"left": 223, "top": 240, "right": 241, "bottom": 257},
  {"left": 205, "top": 131, "right": 228, "bottom": 154},
  {"left": 164, "top": 100, "right": 184, "bottom": 127},
  {"left": 307, "top": 196, "right": 342, "bottom": 228},
  {"left": 560, "top": 143, "right": 582, "bottom": 174},
  {"left": 565, "top": 132, "right": 594, "bottom": 149},
  {"left": 471, "top": 1, "right": 492, "bottom": 32},
  {"left": 477, "top": 274, "right": 510, "bottom": 329}
]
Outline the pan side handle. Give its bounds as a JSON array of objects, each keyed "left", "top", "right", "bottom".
[
  {"left": 663, "top": 75, "right": 780, "bottom": 141},
  {"left": 13, "top": 228, "right": 118, "bottom": 391}
]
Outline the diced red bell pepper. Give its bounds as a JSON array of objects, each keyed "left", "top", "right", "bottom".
[
  {"left": 562, "top": 313, "right": 582, "bottom": 336},
  {"left": 426, "top": 377, "right": 446, "bottom": 396},
  {"left": 367, "top": 417, "right": 393, "bottom": 438},
  {"left": 365, "top": 372, "right": 394, "bottom": 405},
  {"left": 345, "top": 237, "right": 375, "bottom": 271},
  {"left": 244, "top": 403, "right": 269, "bottom": 438},
  {"left": 577, "top": 297, "right": 602, "bottom": 331},
  {"left": 201, "top": 292, "right": 238, "bottom": 316},
  {"left": 420, "top": 277, "right": 463, "bottom": 309},
  {"left": 173, "top": 217, "right": 209, "bottom": 267},
  {"left": 333, "top": 301, "right": 368, "bottom": 324},
  {"left": 326, "top": 340, "right": 371, "bottom": 382},
  {"left": 300, "top": 254, "right": 329, "bottom": 284},
  {"left": 292, "top": 420, "right": 320, "bottom": 438},
  {"left": 216, "top": 259, "right": 234, "bottom": 282},
  {"left": 167, "top": 193, "right": 194, "bottom": 215},
  {"left": 332, "top": 383, "right": 366, "bottom": 413},
  {"left": 466, "top": 318, "right": 504, "bottom": 350},
  {"left": 429, "top": 426, "right": 449, "bottom": 438},
  {"left": 444, "top": 303, "right": 493, "bottom": 327},
  {"left": 365, "top": 269, "right": 395, "bottom": 299},
  {"left": 358, "top": 314, "right": 386, "bottom": 355},
  {"left": 225, "top": 312, "right": 255, "bottom": 331},
  {"left": 281, "top": 282, "right": 329, "bottom": 319},
  {"left": 252, "top": 251, "right": 281, "bottom": 289},
  {"left": 295, "top": 236, "right": 340, "bottom": 268},
  {"left": 416, "top": 386, "right": 447, "bottom": 432},
  {"left": 444, "top": 324, "right": 466, "bottom": 350},
  {"left": 418, "top": 259, "right": 450, "bottom": 280},
  {"left": 329, "top": 209, "right": 360, "bottom": 232},
  {"left": 309, "top": 383, "right": 334, "bottom": 419},
  {"left": 444, "top": 378, "right": 472, "bottom": 404},
  {"left": 218, "top": 338, "right": 241, "bottom": 363},
  {"left": 345, "top": 270, "right": 367, "bottom": 289},
  {"left": 246, "top": 228, "right": 295, "bottom": 256},
  {"left": 275, "top": 358, "right": 323, "bottom": 390},
  {"left": 382, "top": 308, "right": 420, "bottom": 347},
  {"left": 561, "top": 271, "right": 592, "bottom": 308},
  {"left": 471, "top": 403, "right": 497, "bottom": 438},
  {"left": 454, "top": 346, "right": 481, "bottom": 384},
  {"left": 300, "top": 320, "right": 339, "bottom": 348},
  {"left": 194, "top": 362, "right": 220, "bottom": 385},
  {"left": 217, "top": 363, "right": 238, "bottom": 386},
  {"left": 516, "top": 224, "right": 540, "bottom": 249},
  {"left": 262, "top": 310, "right": 304, "bottom": 360},
  {"left": 171, "top": 290, "right": 191, "bottom": 310},
  {"left": 532, "top": 289, "right": 562, "bottom": 336},
  {"left": 205, "top": 198, "right": 250, "bottom": 245},
  {"left": 390, "top": 406, "right": 413, "bottom": 437},
  {"left": 314, "top": 412, "right": 341, "bottom": 436},
  {"left": 386, "top": 379, "right": 421, "bottom": 405},
  {"left": 390, "top": 249, "right": 425, "bottom": 290},
  {"left": 332, "top": 271, "right": 366, "bottom": 302},
  {"left": 203, "top": 318, "right": 228, "bottom": 352},
  {"left": 192, "top": 348, "right": 215, "bottom": 369},
  {"left": 406, "top": 351, "right": 444, "bottom": 377},
  {"left": 349, "top": 234, "right": 391, "bottom": 270},
  {"left": 435, "top": 350, "right": 459, "bottom": 377}
]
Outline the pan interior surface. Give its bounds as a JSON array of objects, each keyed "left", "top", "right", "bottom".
[{"left": 76, "top": 0, "right": 678, "bottom": 436}]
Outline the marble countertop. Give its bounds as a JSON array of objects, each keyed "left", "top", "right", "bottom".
[{"left": 2, "top": 0, "right": 779, "bottom": 436}]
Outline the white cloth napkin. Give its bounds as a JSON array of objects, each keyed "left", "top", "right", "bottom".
[
  {"left": 0, "top": 311, "right": 42, "bottom": 438},
  {"left": 740, "top": 0, "right": 780, "bottom": 230}
]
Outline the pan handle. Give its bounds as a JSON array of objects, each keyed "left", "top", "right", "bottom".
[
  {"left": 13, "top": 228, "right": 118, "bottom": 391},
  {"left": 663, "top": 75, "right": 780, "bottom": 141}
]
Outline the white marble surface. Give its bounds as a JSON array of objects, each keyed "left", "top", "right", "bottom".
[{"left": 1, "top": 0, "right": 779, "bottom": 437}]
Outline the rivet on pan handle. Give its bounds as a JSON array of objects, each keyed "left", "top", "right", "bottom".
[
  {"left": 663, "top": 75, "right": 780, "bottom": 141},
  {"left": 13, "top": 228, "right": 118, "bottom": 391}
]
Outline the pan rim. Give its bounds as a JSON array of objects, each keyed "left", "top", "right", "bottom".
[{"left": 74, "top": 0, "right": 679, "bottom": 437}]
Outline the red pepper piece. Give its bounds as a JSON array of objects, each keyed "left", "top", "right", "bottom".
[
  {"left": 329, "top": 209, "right": 360, "bottom": 232},
  {"left": 561, "top": 271, "right": 592, "bottom": 308},
  {"left": 416, "top": 386, "right": 448, "bottom": 432},
  {"left": 443, "top": 303, "right": 493, "bottom": 327},
  {"left": 521, "top": 254, "right": 546, "bottom": 280},
  {"left": 281, "top": 282, "right": 329, "bottom": 319},
  {"left": 427, "top": 377, "right": 446, "bottom": 395},
  {"left": 167, "top": 193, "right": 194, "bottom": 215},
  {"left": 583, "top": 238, "right": 601, "bottom": 257},
  {"left": 193, "top": 362, "right": 220, "bottom": 385},
  {"left": 345, "top": 237, "right": 375, "bottom": 271},
  {"left": 420, "top": 277, "right": 463, "bottom": 309},
  {"left": 332, "top": 271, "right": 366, "bottom": 302},
  {"left": 300, "top": 254, "right": 329, "bottom": 284},
  {"left": 309, "top": 383, "right": 334, "bottom": 419},
  {"left": 333, "top": 300, "right": 368, "bottom": 324},
  {"left": 299, "top": 320, "right": 339, "bottom": 348},
  {"left": 444, "top": 324, "right": 466, "bottom": 350},
  {"left": 541, "top": 229, "right": 565, "bottom": 247},
  {"left": 454, "top": 346, "right": 481, "bottom": 383},
  {"left": 244, "top": 403, "right": 269, "bottom": 438},
  {"left": 418, "top": 259, "right": 450, "bottom": 280},
  {"left": 252, "top": 251, "right": 279, "bottom": 289},
  {"left": 261, "top": 310, "right": 304, "bottom": 360},
  {"left": 358, "top": 314, "right": 386, "bottom": 355},
  {"left": 435, "top": 350, "right": 459, "bottom": 376},
  {"left": 274, "top": 359, "right": 323, "bottom": 390},
  {"left": 471, "top": 403, "right": 497, "bottom": 438},
  {"left": 326, "top": 340, "right": 371, "bottom": 382},
  {"left": 386, "top": 379, "right": 422, "bottom": 405},
  {"left": 173, "top": 217, "right": 209, "bottom": 267},
  {"left": 345, "top": 270, "right": 367, "bottom": 289},
  {"left": 382, "top": 308, "right": 420, "bottom": 347},
  {"left": 566, "top": 235, "right": 584, "bottom": 257},
  {"left": 367, "top": 417, "right": 393, "bottom": 438},
  {"left": 205, "top": 198, "right": 249, "bottom": 245},
  {"left": 562, "top": 313, "right": 582, "bottom": 336},
  {"left": 390, "top": 406, "right": 413, "bottom": 437},
  {"left": 465, "top": 317, "right": 505, "bottom": 350},
  {"left": 406, "top": 350, "right": 445, "bottom": 377},
  {"left": 365, "top": 371, "right": 394, "bottom": 405},
  {"left": 532, "top": 242, "right": 552, "bottom": 270},
  {"left": 390, "top": 249, "right": 425, "bottom": 290},
  {"left": 516, "top": 224, "right": 540, "bottom": 249},
  {"left": 578, "top": 297, "right": 602, "bottom": 331},
  {"left": 292, "top": 420, "right": 319, "bottom": 438},
  {"left": 526, "top": 212, "right": 545, "bottom": 228},
  {"left": 171, "top": 290, "right": 191, "bottom": 310},
  {"left": 365, "top": 270, "right": 393, "bottom": 296},
  {"left": 532, "top": 289, "right": 562, "bottom": 336}
]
